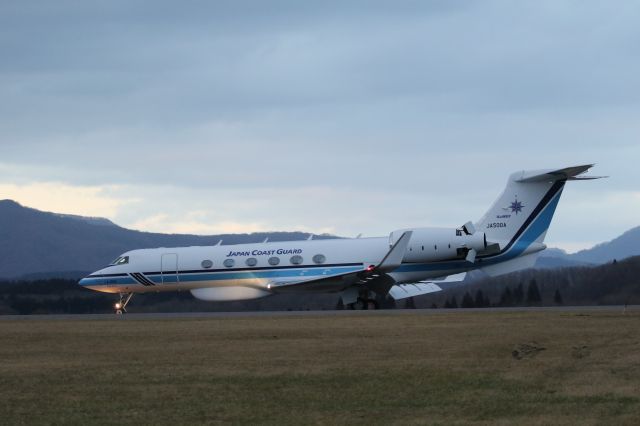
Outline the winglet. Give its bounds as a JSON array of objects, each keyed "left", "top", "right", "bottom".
[{"left": 377, "top": 231, "right": 412, "bottom": 272}]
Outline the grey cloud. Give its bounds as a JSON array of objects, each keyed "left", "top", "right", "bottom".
[{"left": 0, "top": 0, "right": 639, "bottom": 248}]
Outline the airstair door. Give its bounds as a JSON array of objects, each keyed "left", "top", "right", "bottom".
[{"left": 161, "top": 253, "right": 179, "bottom": 285}]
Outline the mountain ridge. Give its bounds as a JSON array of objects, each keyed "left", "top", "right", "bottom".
[{"left": 0, "top": 200, "right": 336, "bottom": 279}]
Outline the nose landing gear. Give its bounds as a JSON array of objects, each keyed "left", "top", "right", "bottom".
[{"left": 114, "top": 293, "right": 134, "bottom": 315}]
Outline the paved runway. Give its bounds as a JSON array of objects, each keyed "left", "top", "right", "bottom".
[{"left": 1, "top": 305, "right": 637, "bottom": 320}]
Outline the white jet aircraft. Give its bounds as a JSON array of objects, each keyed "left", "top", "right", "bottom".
[{"left": 80, "top": 165, "right": 602, "bottom": 313}]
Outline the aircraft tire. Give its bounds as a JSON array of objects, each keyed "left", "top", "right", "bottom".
[{"left": 355, "top": 298, "right": 368, "bottom": 310}]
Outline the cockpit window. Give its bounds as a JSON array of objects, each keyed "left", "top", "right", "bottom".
[{"left": 110, "top": 256, "right": 129, "bottom": 265}]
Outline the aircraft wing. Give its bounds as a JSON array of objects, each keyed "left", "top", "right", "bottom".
[
  {"left": 268, "top": 231, "right": 412, "bottom": 294},
  {"left": 267, "top": 268, "right": 396, "bottom": 294}
]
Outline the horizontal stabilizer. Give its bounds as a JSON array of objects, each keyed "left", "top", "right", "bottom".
[{"left": 515, "top": 164, "right": 602, "bottom": 183}]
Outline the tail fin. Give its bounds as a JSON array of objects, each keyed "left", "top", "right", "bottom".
[{"left": 475, "top": 165, "right": 599, "bottom": 260}]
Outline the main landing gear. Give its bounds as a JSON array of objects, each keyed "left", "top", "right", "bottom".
[
  {"left": 348, "top": 297, "right": 379, "bottom": 310},
  {"left": 344, "top": 288, "right": 380, "bottom": 310},
  {"left": 114, "top": 293, "right": 134, "bottom": 315}
]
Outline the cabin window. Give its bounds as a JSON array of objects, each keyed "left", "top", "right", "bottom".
[
  {"left": 223, "top": 259, "right": 235, "bottom": 268},
  {"left": 268, "top": 257, "right": 280, "bottom": 266},
  {"left": 290, "top": 255, "right": 303, "bottom": 265},
  {"left": 421, "top": 246, "right": 424, "bottom": 251},
  {"left": 246, "top": 257, "right": 258, "bottom": 267},
  {"left": 201, "top": 259, "right": 213, "bottom": 269},
  {"left": 312, "top": 254, "right": 326, "bottom": 264},
  {"left": 434, "top": 245, "right": 437, "bottom": 250},
  {"left": 111, "top": 256, "right": 129, "bottom": 265}
]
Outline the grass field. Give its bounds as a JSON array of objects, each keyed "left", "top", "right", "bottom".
[{"left": 1, "top": 310, "right": 639, "bottom": 425}]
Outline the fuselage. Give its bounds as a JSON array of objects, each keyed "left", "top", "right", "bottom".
[{"left": 79, "top": 236, "right": 476, "bottom": 298}]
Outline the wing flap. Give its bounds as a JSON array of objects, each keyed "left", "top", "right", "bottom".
[{"left": 389, "top": 283, "right": 442, "bottom": 300}]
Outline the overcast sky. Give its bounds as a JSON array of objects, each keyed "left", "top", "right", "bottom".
[{"left": 1, "top": 1, "right": 639, "bottom": 252}]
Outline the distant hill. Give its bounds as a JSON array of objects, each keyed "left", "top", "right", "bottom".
[
  {"left": 536, "top": 248, "right": 593, "bottom": 269},
  {"left": 537, "top": 227, "right": 640, "bottom": 267},
  {"left": 569, "top": 226, "right": 640, "bottom": 264},
  {"left": 0, "top": 200, "right": 336, "bottom": 279}
]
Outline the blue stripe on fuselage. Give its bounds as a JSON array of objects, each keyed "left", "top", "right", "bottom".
[
  {"left": 80, "top": 265, "right": 363, "bottom": 287},
  {"left": 79, "top": 276, "right": 137, "bottom": 286}
]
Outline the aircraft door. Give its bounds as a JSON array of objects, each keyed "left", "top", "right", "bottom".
[{"left": 161, "top": 253, "right": 179, "bottom": 285}]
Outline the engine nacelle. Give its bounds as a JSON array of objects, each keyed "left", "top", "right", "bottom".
[
  {"left": 389, "top": 227, "right": 487, "bottom": 263},
  {"left": 190, "top": 287, "right": 271, "bottom": 301}
]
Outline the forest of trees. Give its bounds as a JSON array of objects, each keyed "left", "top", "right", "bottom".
[
  {"left": 421, "top": 256, "right": 640, "bottom": 309},
  {"left": 1, "top": 256, "right": 638, "bottom": 315},
  {"left": 439, "top": 279, "right": 544, "bottom": 309}
]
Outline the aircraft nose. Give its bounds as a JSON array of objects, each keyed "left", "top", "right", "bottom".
[
  {"left": 79, "top": 269, "right": 103, "bottom": 287},
  {"left": 78, "top": 274, "right": 93, "bottom": 287}
]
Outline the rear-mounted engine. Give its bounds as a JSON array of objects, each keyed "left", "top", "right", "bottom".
[{"left": 389, "top": 227, "right": 487, "bottom": 263}]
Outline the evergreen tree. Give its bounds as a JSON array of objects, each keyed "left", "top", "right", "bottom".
[
  {"left": 514, "top": 283, "right": 525, "bottom": 305},
  {"left": 450, "top": 295, "right": 458, "bottom": 309},
  {"left": 461, "top": 292, "right": 475, "bottom": 308},
  {"left": 404, "top": 297, "right": 416, "bottom": 309},
  {"left": 474, "top": 289, "right": 487, "bottom": 308},
  {"left": 430, "top": 303, "right": 438, "bottom": 309},
  {"left": 526, "top": 279, "right": 542, "bottom": 305},
  {"left": 336, "top": 297, "right": 344, "bottom": 310},
  {"left": 553, "top": 288, "right": 564, "bottom": 305},
  {"left": 499, "top": 287, "right": 513, "bottom": 307},
  {"left": 444, "top": 298, "right": 452, "bottom": 309}
]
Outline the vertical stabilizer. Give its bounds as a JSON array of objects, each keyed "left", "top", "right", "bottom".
[{"left": 476, "top": 165, "right": 597, "bottom": 260}]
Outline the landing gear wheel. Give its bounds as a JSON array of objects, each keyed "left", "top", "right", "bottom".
[
  {"left": 114, "top": 293, "right": 134, "bottom": 315},
  {"left": 356, "top": 297, "right": 368, "bottom": 310},
  {"left": 348, "top": 298, "right": 372, "bottom": 310},
  {"left": 367, "top": 299, "right": 379, "bottom": 310}
]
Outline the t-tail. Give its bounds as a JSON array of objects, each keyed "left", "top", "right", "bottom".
[{"left": 474, "top": 164, "right": 603, "bottom": 276}]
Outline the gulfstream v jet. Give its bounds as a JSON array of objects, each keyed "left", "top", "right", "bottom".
[{"left": 80, "top": 165, "right": 602, "bottom": 313}]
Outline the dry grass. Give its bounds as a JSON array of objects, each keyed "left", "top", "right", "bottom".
[{"left": 1, "top": 310, "right": 639, "bottom": 425}]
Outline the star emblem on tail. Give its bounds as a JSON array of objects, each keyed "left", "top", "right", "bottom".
[{"left": 509, "top": 197, "right": 524, "bottom": 215}]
